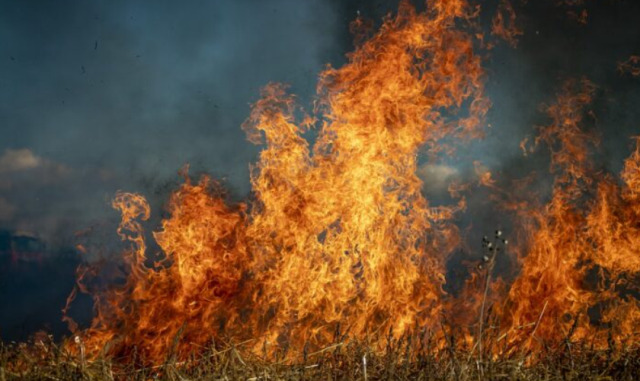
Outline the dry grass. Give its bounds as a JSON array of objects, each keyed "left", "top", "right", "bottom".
[{"left": 2, "top": 332, "right": 640, "bottom": 380}]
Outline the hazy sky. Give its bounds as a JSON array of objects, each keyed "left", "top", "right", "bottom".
[{"left": 1, "top": 0, "right": 346, "bottom": 241}]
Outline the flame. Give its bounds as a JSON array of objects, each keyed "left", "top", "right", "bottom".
[
  {"left": 496, "top": 79, "right": 599, "bottom": 350},
  {"left": 567, "top": 9, "right": 588, "bottom": 25},
  {"left": 66, "top": 0, "right": 489, "bottom": 363},
  {"left": 491, "top": 0, "right": 523, "bottom": 48},
  {"left": 63, "top": 0, "right": 640, "bottom": 365},
  {"left": 618, "top": 56, "right": 640, "bottom": 77},
  {"left": 473, "top": 160, "right": 496, "bottom": 187},
  {"left": 497, "top": 79, "right": 640, "bottom": 352}
]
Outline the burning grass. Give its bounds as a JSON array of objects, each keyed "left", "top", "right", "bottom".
[
  {"left": 2, "top": 333, "right": 640, "bottom": 380},
  {"left": 5, "top": 1, "right": 640, "bottom": 379}
]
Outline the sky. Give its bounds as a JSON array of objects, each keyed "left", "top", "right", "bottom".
[{"left": 2, "top": 0, "right": 640, "bottom": 339}]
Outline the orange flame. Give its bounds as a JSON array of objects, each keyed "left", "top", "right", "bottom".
[
  {"left": 491, "top": 0, "right": 523, "bottom": 48},
  {"left": 618, "top": 56, "right": 640, "bottom": 77},
  {"left": 498, "top": 79, "right": 640, "bottom": 352},
  {"left": 63, "top": 1, "right": 640, "bottom": 365},
  {"left": 66, "top": 0, "right": 490, "bottom": 363},
  {"left": 496, "top": 79, "right": 599, "bottom": 351}
]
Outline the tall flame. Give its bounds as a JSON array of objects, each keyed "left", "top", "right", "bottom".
[
  {"left": 68, "top": 0, "right": 489, "bottom": 363},
  {"left": 498, "top": 79, "right": 640, "bottom": 352},
  {"left": 64, "top": 0, "right": 640, "bottom": 365}
]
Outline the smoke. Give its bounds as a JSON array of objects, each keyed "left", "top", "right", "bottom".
[{"left": 0, "top": 0, "right": 342, "bottom": 242}]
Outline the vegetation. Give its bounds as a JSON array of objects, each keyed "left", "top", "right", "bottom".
[{"left": 2, "top": 333, "right": 639, "bottom": 380}]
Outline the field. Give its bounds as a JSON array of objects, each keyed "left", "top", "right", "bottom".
[{"left": 2, "top": 334, "right": 640, "bottom": 380}]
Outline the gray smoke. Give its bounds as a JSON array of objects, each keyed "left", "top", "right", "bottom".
[{"left": 0, "top": 0, "right": 341, "bottom": 243}]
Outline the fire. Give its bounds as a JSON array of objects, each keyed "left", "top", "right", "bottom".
[
  {"left": 67, "top": 0, "right": 489, "bottom": 363},
  {"left": 618, "top": 56, "right": 640, "bottom": 77},
  {"left": 491, "top": 0, "right": 522, "bottom": 48},
  {"left": 496, "top": 79, "right": 600, "bottom": 350},
  {"left": 497, "top": 79, "right": 640, "bottom": 353},
  {"left": 63, "top": 0, "right": 640, "bottom": 365}
]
